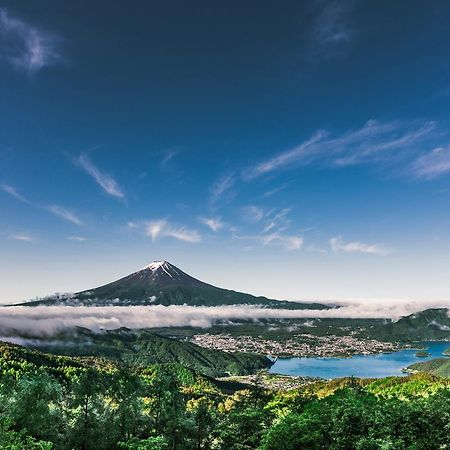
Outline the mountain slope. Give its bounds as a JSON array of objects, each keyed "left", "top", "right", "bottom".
[
  {"left": 372, "top": 308, "right": 450, "bottom": 342},
  {"left": 24, "top": 260, "right": 328, "bottom": 309}
]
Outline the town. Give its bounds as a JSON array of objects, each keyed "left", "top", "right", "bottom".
[{"left": 190, "top": 332, "right": 403, "bottom": 358}]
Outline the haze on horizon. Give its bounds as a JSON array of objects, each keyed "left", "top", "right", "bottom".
[{"left": 2, "top": 1, "right": 450, "bottom": 305}]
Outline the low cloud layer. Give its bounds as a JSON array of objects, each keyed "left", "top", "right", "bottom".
[{"left": 0, "top": 299, "right": 449, "bottom": 338}]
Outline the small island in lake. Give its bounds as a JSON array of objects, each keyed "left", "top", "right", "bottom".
[{"left": 416, "top": 350, "right": 431, "bottom": 357}]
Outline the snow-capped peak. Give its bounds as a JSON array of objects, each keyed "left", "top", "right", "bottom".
[
  {"left": 141, "top": 261, "right": 168, "bottom": 271},
  {"left": 133, "top": 260, "right": 196, "bottom": 284}
]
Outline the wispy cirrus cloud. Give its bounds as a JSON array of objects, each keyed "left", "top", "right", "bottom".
[
  {"left": 261, "top": 232, "right": 304, "bottom": 251},
  {"left": 0, "top": 8, "right": 62, "bottom": 74},
  {"left": 67, "top": 236, "right": 87, "bottom": 242},
  {"left": 310, "top": 0, "right": 355, "bottom": 60},
  {"left": 2, "top": 183, "right": 83, "bottom": 226},
  {"left": 160, "top": 147, "right": 181, "bottom": 168},
  {"left": 209, "top": 174, "right": 235, "bottom": 207},
  {"left": 410, "top": 146, "right": 450, "bottom": 179},
  {"left": 76, "top": 154, "right": 125, "bottom": 199},
  {"left": 245, "top": 120, "right": 438, "bottom": 180},
  {"left": 0, "top": 183, "right": 28, "bottom": 202},
  {"left": 146, "top": 219, "right": 201, "bottom": 243},
  {"left": 10, "top": 233, "right": 35, "bottom": 242},
  {"left": 244, "top": 131, "right": 326, "bottom": 180},
  {"left": 232, "top": 206, "right": 302, "bottom": 251},
  {"left": 47, "top": 205, "right": 83, "bottom": 226},
  {"left": 233, "top": 229, "right": 303, "bottom": 252},
  {"left": 198, "top": 217, "right": 224, "bottom": 232},
  {"left": 332, "top": 120, "right": 437, "bottom": 167},
  {"left": 241, "top": 205, "right": 265, "bottom": 223},
  {"left": 263, "top": 208, "right": 291, "bottom": 233},
  {"left": 330, "top": 236, "right": 390, "bottom": 255}
]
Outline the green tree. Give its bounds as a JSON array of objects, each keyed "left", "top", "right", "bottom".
[
  {"left": 68, "top": 369, "right": 113, "bottom": 450},
  {"left": 110, "top": 368, "right": 146, "bottom": 442},
  {"left": 188, "top": 397, "right": 216, "bottom": 450},
  {"left": 0, "top": 418, "right": 54, "bottom": 450},
  {"left": 118, "top": 436, "right": 168, "bottom": 450},
  {"left": 7, "top": 371, "right": 63, "bottom": 443},
  {"left": 146, "top": 366, "right": 194, "bottom": 450}
]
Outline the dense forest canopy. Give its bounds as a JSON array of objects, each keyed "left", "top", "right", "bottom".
[{"left": 0, "top": 341, "right": 449, "bottom": 450}]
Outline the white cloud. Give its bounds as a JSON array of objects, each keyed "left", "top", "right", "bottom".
[
  {"left": 10, "top": 233, "right": 35, "bottom": 242},
  {"left": 146, "top": 219, "right": 201, "bottom": 243},
  {"left": 198, "top": 217, "right": 224, "bottom": 232},
  {"left": 76, "top": 154, "right": 125, "bottom": 199},
  {"left": 263, "top": 208, "right": 291, "bottom": 233},
  {"left": 209, "top": 174, "right": 235, "bottom": 206},
  {"left": 160, "top": 147, "right": 180, "bottom": 168},
  {"left": 232, "top": 207, "right": 301, "bottom": 251},
  {"left": 330, "top": 236, "right": 390, "bottom": 255},
  {"left": 311, "top": 0, "right": 354, "bottom": 60},
  {"left": 245, "top": 120, "right": 437, "bottom": 180},
  {"left": 1, "top": 183, "right": 28, "bottom": 202},
  {"left": 47, "top": 205, "right": 83, "bottom": 226},
  {"left": 1, "top": 184, "right": 85, "bottom": 228},
  {"left": 332, "top": 120, "right": 436, "bottom": 167},
  {"left": 410, "top": 146, "right": 450, "bottom": 179},
  {"left": 245, "top": 131, "right": 326, "bottom": 180},
  {"left": 0, "top": 8, "right": 61, "bottom": 74},
  {"left": 261, "top": 232, "right": 304, "bottom": 251},
  {"left": 1, "top": 301, "right": 447, "bottom": 337},
  {"left": 234, "top": 230, "right": 303, "bottom": 252},
  {"left": 67, "top": 236, "right": 87, "bottom": 242},
  {"left": 241, "top": 205, "right": 265, "bottom": 223}
]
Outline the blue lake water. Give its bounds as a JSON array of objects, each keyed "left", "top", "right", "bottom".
[{"left": 269, "top": 341, "right": 450, "bottom": 379}]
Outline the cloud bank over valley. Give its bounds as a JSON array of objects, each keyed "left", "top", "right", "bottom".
[{"left": 0, "top": 299, "right": 449, "bottom": 338}]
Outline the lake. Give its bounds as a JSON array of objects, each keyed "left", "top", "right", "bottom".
[{"left": 269, "top": 341, "right": 450, "bottom": 379}]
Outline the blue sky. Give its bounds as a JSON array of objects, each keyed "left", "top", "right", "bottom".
[{"left": 2, "top": 0, "right": 450, "bottom": 303}]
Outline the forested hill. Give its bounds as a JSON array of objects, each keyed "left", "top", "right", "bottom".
[
  {"left": 4, "top": 328, "right": 272, "bottom": 377},
  {"left": 369, "top": 308, "right": 450, "bottom": 341},
  {"left": 407, "top": 354, "right": 450, "bottom": 378}
]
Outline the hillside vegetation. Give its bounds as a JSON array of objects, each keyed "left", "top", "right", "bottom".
[
  {"left": 12, "top": 328, "right": 272, "bottom": 377},
  {"left": 408, "top": 357, "right": 450, "bottom": 378}
]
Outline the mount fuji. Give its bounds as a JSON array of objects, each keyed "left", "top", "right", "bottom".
[{"left": 24, "top": 260, "right": 328, "bottom": 309}]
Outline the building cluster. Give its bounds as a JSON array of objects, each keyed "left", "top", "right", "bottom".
[
  {"left": 220, "top": 373, "right": 321, "bottom": 390},
  {"left": 190, "top": 332, "right": 401, "bottom": 357}
]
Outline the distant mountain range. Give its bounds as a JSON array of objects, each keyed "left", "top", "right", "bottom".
[{"left": 24, "top": 260, "right": 329, "bottom": 309}]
